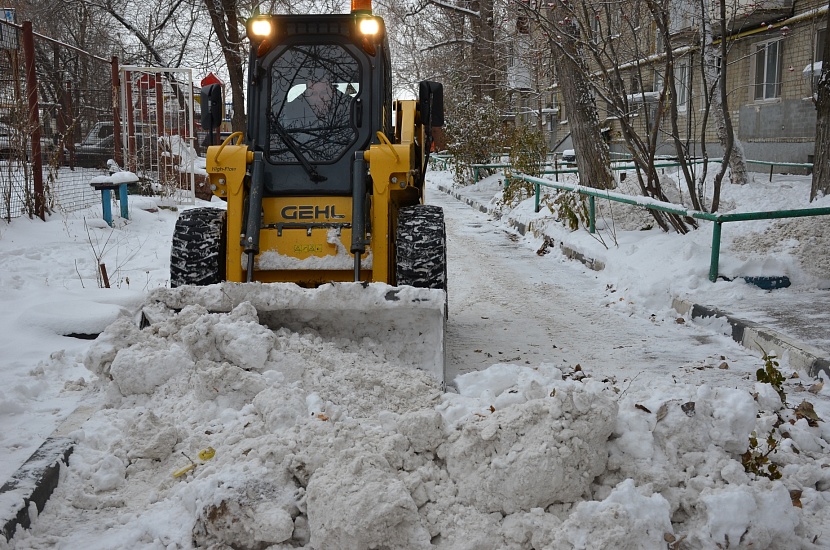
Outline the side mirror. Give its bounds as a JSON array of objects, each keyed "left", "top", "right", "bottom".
[
  {"left": 200, "top": 84, "right": 223, "bottom": 132},
  {"left": 419, "top": 81, "right": 444, "bottom": 128}
]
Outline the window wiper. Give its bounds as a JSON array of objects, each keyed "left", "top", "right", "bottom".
[{"left": 272, "top": 121, "right": 327, "bottom": 182}]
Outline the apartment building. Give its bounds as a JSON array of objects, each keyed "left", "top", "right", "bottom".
[{"left": 508, "top": 0, "right": 827, "bottom": 167}]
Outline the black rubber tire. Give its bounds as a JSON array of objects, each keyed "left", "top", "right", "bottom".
[
  {"left": 170, "top": 207, "right": 227, "bottom": 287},
  {"left": 395, "top": 204, "right": 447, "bottom": 291}
]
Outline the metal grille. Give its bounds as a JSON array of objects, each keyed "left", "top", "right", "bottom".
[{"left": 120, "top": 66, "right": 197, "bottom": 207}]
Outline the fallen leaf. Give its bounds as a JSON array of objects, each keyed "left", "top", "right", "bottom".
[
  {"left": 681, "top": 402, "right": 696, "bottom": 417},
  {"left": 790, "top": 489, "right": 803, "bottom": 508},
  {"left": 315, "top": 413, "right": 329, "bottom": 421},
  {"left": 489, "top": 405, "right": 496, "bottom": 413},
  {"left": 794, "top": 401, "right": 822, "bottom": 425},
  {"left": 790, "top": 372, "right": 800, "bottom": 379},
  {"left": 656, "top": 403, "right": 669, "bottom": 422},
  {"left": 635, "top": 403, "right": 652, "bottom": 413},
  {"left": 676, "top": 318, "right": 685, "bottom": 324},
  {"left": 718, "top": 362, "right": 729, "bottom": 369},
  {"left": 808, "top": 380, "right": 824, "bottom": 394}
]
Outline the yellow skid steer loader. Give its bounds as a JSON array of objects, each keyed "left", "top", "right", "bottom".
[{"left": 161, "top": 1, "right": 447, "bottom": 382}]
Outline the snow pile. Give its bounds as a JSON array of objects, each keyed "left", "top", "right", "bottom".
[
  {"left": 441, "top": 379, "right": 615, "bottom": 514},
  {"left": 8, "top": 288, "right": 829, "bottom": 549},
  {"left": 731, "top": 216, "right": 830, "bottom": 283}
]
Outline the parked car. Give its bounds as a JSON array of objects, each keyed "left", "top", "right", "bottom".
[
  {"left": 78, "top": 122, "right": 153, "bottom": 147},
  {"left": 561, "top": 149, "right": 576, "bottom": 165},
  {"left": 71, "top": 129, "right": 155, "bottom": 169},
  {"left": 72, "top": 134, "right": 116, "bottom": 168}
]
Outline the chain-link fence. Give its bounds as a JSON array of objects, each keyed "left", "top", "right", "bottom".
[{"left": 1, "top": 17, "right": 197, "bottom": 222}]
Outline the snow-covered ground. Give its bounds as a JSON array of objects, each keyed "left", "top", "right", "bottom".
[{"left": 1, "top": 168, "right": 829, "bottom": 548}]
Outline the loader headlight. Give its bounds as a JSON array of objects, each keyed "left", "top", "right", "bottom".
[
  {"left": 249, "top": 18, "right": 273, "bottom": 39},
  {"left": 358, "top": 17, "right": 380, "bottom": 35}
]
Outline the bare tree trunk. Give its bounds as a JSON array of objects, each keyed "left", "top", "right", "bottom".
[
  {"left": 556, "top": 28, "right": 613, "bottom": 190},
  {"left": 811, "top": 0, "right": 830, "bottom": 201},
  {"left": 646, "top": 1, "right": 701, "bottom": 213},
  {"left": 469, "top": 0, "right": 496, "bottom": 100},
  {"left": 700, "top": 0, "right": 751, "bottom": 198},
  {"left": 203, "top": 0, "right": 247, "bottom": 133}
]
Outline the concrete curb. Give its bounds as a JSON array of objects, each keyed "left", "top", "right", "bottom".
[
  {"left": 437, "top": 183, "right": 829, "bottom": 379},
  {"left": 672, "top": 298, "right": 830, "bottom": 380},
  {"left": 437, "top": 184, "right": 606, "bottom": 272},
  {"left": 1, "top": 404, "right": 98, "bottom": 542}
]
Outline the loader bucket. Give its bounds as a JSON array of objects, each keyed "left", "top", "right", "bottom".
[{"left": 143, "top": 282, "right": 446, "bottom": 384}]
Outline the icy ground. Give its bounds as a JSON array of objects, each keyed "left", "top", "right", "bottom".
[{"left": 1, "top": 169, "right": 830, "bottom": 549}]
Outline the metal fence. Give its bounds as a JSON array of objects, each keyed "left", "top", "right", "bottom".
[
  {"left": 1, "top": 18, "right": 197, "bottom": 222},
  {"left": 481, "top": 162, "right": 830, "bottom": 283}
]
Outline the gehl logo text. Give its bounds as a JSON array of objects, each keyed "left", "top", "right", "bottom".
[{"left": 281, "top": 205, "right": 346, "bottom": 220}]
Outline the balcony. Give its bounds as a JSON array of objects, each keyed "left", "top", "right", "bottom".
[
  {"left": 728, "top": 0, "right": 793, "bottom": 31},
  {"left": 669, "top": 0, "right": 793, "bottom": 38}
]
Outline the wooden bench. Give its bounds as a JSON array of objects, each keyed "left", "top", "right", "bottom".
[{"left": 89, "top": 173, "right": 138, "bottom": 226}]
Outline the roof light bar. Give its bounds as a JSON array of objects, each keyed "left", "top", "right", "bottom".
[{"left": 351, "top": 0, "right": 372, "bottom": 14}]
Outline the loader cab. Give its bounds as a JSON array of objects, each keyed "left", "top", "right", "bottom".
[{"left": 246, "top": 13, "right": 393, "bottom": 196}]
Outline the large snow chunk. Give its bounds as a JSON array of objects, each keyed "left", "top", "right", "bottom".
[
  {"left": 698, "top": 481, "right": 800, "bottom": 548},
  {"left": 83, "top": 316, "right": 145, "bottom": 378},
  {"left": 441, "top": 383, "right": 617, "bottom": 513},
  {"left": 110, "top": 340, "right": 193, "bottom": 395},
  {"left": 306, "top": 453, "right": 432, "bottom": 549},
  {"left": 555, "top": 479, "right": 673, "bottom": 549},
  {"left": 193, "top": 484, "right": 296, "bottom": 549}
]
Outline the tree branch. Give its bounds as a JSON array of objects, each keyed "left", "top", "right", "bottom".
[
  {"left": 422, "top": 37, "right": 474, "bottom": 51},
  {"left": 408, "top": 0, "right": 480, "bottom": 19}
]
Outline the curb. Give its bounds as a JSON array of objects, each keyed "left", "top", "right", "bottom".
[
  {"left": 1, "top": 404, "right": 98, "bottom": 542},
  {"left": 437, "top": 184, "right": 606, "bottom": 272},
  {"left": 437, "top": 183, "right": 830, "bottom": 379},
  {"left": 0, "top": 438, "right": 74, "bottom": 542},
  {"left": 672, "top": 298, "right": 830, "bottom": 380}
]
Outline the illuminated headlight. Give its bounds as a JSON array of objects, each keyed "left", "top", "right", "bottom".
[
  {"left": 250, "top": 18, "right": 272, "bottom": 38},
  {"left": 359, "top": 17, "right": 380, "bottom": 35}
]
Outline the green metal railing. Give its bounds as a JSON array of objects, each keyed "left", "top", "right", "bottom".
[
  {"left": 464, "top": 162, "right": 829, "bottom": 282},
  {"left": 470, "top": 158, "right": 707, "bottom": 182},
  {"left": 744, "top": 159, "right": 813, "bottom": 181}
]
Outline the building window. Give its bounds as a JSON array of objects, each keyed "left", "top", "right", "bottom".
[
  {"left": 630, "top": 75, "right": 641, "bottom": 94},
  {"left": 753, "top": 39, "right": 782, "bottom": 101},
  {"left": 610, "top": 6, "right": 622, "bottom": 38},
  {"left": 807, "top": 28, "right": 827, "bottom": 88},
  {"left": 654, "top": 70, "right": 664, "bottom": 94},
  {"left": 643, "top": 103, "right": 660, "bottom": 134},
  {"left": 676, "top": 62, "right": 689, "bottom": 111},
  {"left": 591, "top": 14, "right": 601, "bottom": 44}
]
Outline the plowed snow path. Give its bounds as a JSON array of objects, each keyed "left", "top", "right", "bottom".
[{"left": 431, "top": 189, "right": 762, "bottom": 388}]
